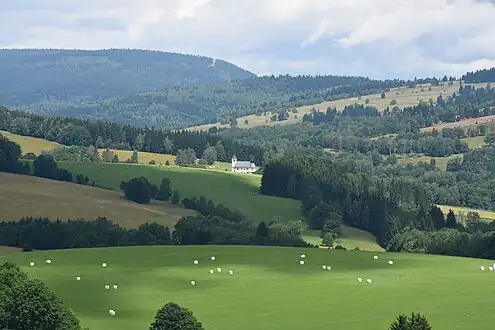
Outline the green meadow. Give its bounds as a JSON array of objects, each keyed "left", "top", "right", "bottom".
[
  {"left": 3, "top": 246, "right": 495, "bottom": 330},
  {"left": 59, "top": 162, "right": 303, "bottom": 225}
]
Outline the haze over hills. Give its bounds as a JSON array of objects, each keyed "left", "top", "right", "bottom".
[{"left": 0, "top": 48, "right": 255, "bottom": 109}]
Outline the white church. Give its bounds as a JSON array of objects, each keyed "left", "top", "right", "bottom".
[{"left": 231, "top": 155, "right": 257, "bottom": 173}]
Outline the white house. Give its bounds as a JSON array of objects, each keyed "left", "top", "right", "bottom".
[{"left": 231, "top": 155, "right": 257, "bottom": 173}]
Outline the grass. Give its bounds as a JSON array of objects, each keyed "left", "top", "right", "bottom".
[
  {"left": 59, "top": 162, "right": 303, "bottom": 225},
  {"left": 461, "top": 136, "right": 486, "bottom": 150},
  {"left": 0, "top": 130, "right": 60, "bottom": 154},
  {"left": 437, "top": 205, "right": 495, "bottom": 221},
  {"left": 105, "top": 149, "right": 177, "bottom": 165},
  {"left": 303, "top": 226, "right": 384, "bottom": 252},
  {"left": 396, "top": 154, "right": 460, "bottom": 171},
  {"left": 2, "top": 245, "right": 495, "bottom": 330},
  {"left": 421, "top": 115, "right": 495, "bottom": 133},
  {"left": 187, "top": 81, "right": 491, "bottom": 131},
  {"left": 0, "top": 172, "right": 196, "bottom": 228},
  {"left": 0, "top": 246, "right": 22, "bottom": 254}
]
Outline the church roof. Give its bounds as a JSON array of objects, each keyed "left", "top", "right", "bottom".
[{"left": 233, "top": 161, "right": 253, "bottom": 168}]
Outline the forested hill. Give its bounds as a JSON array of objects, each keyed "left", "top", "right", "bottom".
[
  {"left": 35, "top": 74, "right": 415, "bottom": 130},
  {"left": 0, "top": 48, "right": 255, "bottom": 108}
]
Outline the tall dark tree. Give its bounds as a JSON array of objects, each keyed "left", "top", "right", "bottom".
[
  {"left": 429, "top": 205, "right": 445, "bottom": 230},
  {"left": 445, "top": 210, "right": 457, "bottom": 229},
  {"left": 149, "top": 302, "right": 204, "bottom": 330},
  {"left": 256, "top": 221, "right": 269, "bottom": 238},
  {"left": 157, "top": 178, "right": 172, "bottom": 201}
]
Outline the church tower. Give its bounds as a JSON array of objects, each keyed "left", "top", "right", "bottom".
[{"left": 231, "top": 155, "right": 237, "bottom": 171}]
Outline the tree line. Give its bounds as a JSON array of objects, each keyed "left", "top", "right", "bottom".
[
  {"left": 260, "top": 151, "right": 495, "bottom": 260},
  {"left": 0, "top": 106, "right": 264, "bottom": 165},
  {"left": 462, "top": 67, "right": 495, "bottom": 83}
]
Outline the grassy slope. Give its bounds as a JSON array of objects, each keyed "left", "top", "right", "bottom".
[
  {"left": 396, "top": 135, "right": 485, "bottom": 170},
  {"left": 0, "top": 130, "right": 60, "bottom": 154},
  {"left": 188, "top": 81, "right": 490, "bottom": 131},
  {"left": 2, "top": 131, "right": 385, "bottom": 249},
  {"left": 0, "top": 246, "right": 22, "bottom": 254},
  {"left": 303, "top": 226, "right": 385, "bottom": 252},
  {"left": 0, "top": 172, "right": 196, "bottom": 228},
  {"left": 59, "top": 163, "right": 303, "bottom": 225},
  {"left": 437, "top": 205, "right": 495, "bottom": 221},
  {"left": 3, "top": 246, "right": 495, "bottom": 330}
]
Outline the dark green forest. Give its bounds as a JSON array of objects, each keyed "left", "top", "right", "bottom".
[
  {"left": 462, "top": 67, "right": 495, "bottom": 83},
  {"left": 0, "top": 48, "right": 254, "bottom": 107},
  {"left": 50, "top": 75, "right": 442, "bottom": 129},
  {"left": 1, "top": 49, "right": 446, "bottom": 129},
  {"left": 260, "top": 152, "right": 495, "bottom": 259}
]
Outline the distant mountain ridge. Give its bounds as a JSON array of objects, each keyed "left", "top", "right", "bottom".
[{"left": 0, "top": 48, "right": 256, "bottom": 108}]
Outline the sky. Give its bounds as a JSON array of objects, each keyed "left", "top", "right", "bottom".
[{"left": 1, "top": 0, "right": 495, "bottom": 79}]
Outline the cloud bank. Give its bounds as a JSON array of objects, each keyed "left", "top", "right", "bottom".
[{"left": 1, "top": 0, "right": 495, "bottom": 78}]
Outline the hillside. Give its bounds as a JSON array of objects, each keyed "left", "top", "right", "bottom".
[
  {"left": 189, "top": 81, "right": 489, "bottom": 131},
  {"left": 4, "top": 245, "right": 495, "bottom": 330},
  {"left": 0, "top": 130, "right": 60, "bottom": 154},
  {"left": 0, "top": 48, "right": 255, "bottom": 109},
  {"left": 26, "top": 74, "right": 413, "bottom": 129},
  {"left": 59, "top": 162, "right": 303, "bottom": 225},
  {"left": 0, "top": 172, "right": 196, "bottom": 228}
]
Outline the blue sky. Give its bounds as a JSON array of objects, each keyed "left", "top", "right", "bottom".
[{"left": 1, "top": 0, "right": 495, "bottom": 79}]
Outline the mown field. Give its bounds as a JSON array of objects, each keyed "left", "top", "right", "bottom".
[
  {"left": 438, "top": 205, "right": 495, "bottom": 221},
  {"left": 0, "top": 130, "right": 60, "bottom": 154},
  {"left": 59, "top": 162, "right": 302, "bottom": 225},
  {"left": 0, "top": 172, "right": 196, "bottom": 228},
  {"left": 2, "top": 245, "right": 495, "bottom": 330},
  {"left": 188, "top": 81, "right": 491, "bottom": 131}
]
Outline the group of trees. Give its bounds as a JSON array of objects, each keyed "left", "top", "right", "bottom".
[
  {"left": 0, "top": 106, "right": 264, "bottom": 165},
  {"left": 0, "top": 262, "right": 84, "bottom": 330},
  {"left": 120, "top": 177, "right": 180, "bottom": 205}
]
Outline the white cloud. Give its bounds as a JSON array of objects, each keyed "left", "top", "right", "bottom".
[{"left": 1, "top": 0, "right": 495, "bottom": 78}]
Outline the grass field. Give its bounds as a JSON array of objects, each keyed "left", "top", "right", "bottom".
[
  {"left": 2, "top": 245, "right": 495, "bottom": 330},
  {"left": 461, "top": 136, "right": 486, "bottom": 150},
  {"left": 396, "top": 154, "right": 460, "bottom": 171},
  {"left": 0, "top": 172, "right": 196, "bottom": 228},
  {"left": 59, "top": 162, "right": 303, "bottom": 225},
  {"left": 0, "top": 130, "right": 60, "bottom": 154},
  {"left": 0, "top": 246, "right": 22, "bottom": 254},
  {"left": 188, "top": 81, "right": 491, "bottom": 131},
  {"left": 421, "top": 115, "right": 495, "bottom": 133},
  {"left": 303, "top": 226, "right": 384, "bottom": 252},
  {"left": 438, "top": 205, "right": 495, "bottom": 221},
  {"left": 104, "top": 149, "right": 176, "bottom": 165}
]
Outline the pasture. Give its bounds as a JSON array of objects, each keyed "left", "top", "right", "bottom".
[
  {"left": 104, "top": 149, "right": 176, "bottom": 165},
  {"left": 396, "top": 154, "right": 460, "bottom": 171},
  {"left": 0, "top": 130, "right": 60, "bottom": 154},
  {"left": 0, "top": 172, "right": 196, "bottom": 228},
  {"left": 438, "top": 205, "right": 495, "bottom": 221},
  {"left": 421, "top": 115, "right": 495, "bottom": 133},
  {"left": 2, "top": 245, "right": 495, "bottom": 330},
  {"left": 461, "top": 136, "right": 486, "bottom": 150},
  {"left": 59, "top": 162, "right": 303, "bottom": 225},
  {"left": 187, "top": 81, "right": 491, "bottom": 131}
]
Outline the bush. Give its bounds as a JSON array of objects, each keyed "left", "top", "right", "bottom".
[
  {"left": 389, "top": 312, "right": 432, "bottom": 330},
  {"left": 149, "top": 160, "right": 156, "bottom": 165},
  {"left": 149, "top": 302, "right": 204, "bottom": 330},
  {"left": 121, "top": 177, "right": 153, "bottom": 204},
  {"left": 334, "top": 245, "right": 346, "bottom": 250}
]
